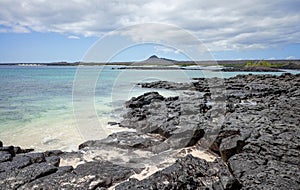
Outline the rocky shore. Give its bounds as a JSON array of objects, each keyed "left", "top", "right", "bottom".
[{"left": 1, "top": 73, "right": 299, "bottom": 189}]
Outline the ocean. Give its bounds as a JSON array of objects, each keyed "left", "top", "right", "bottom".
[{"left": 0, "top": 65, "right": 298, "bottom": 151}]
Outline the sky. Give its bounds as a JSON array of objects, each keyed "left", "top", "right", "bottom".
[{"left": 0, "top": 0, "right": 299, "bottom": 63}]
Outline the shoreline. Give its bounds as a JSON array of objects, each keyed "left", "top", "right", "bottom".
[
  {"left": 1, "top": 73, "right": 299, "bottom": 189},
  {"left": 2, "top": 63, "right": 300, "bottom": 73}
]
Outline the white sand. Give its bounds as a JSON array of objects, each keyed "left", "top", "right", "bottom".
[{"left": 126, "top": 146, "right": 217, "bottom": 181}]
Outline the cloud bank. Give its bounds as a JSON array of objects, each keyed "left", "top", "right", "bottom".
[{"left": 0, "top": 0, "right": 299, "bottom": 51}]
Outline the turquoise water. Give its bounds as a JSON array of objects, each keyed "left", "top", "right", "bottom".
[{"left": 0, "top": 66, "right": 298, "bottom": 151}]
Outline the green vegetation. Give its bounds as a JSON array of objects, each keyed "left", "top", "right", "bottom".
[
  {"left": 246, "top": 60, "right": 271, "bottom": 67},
  {"left": 245, "top": 61, "right": 293, "bottom": 68},
  {"left": 267, "top": 62, "right": 289, "bottom": 67},
  {"left": 177, "top": 63, "right": 197, "bottom": 67},
  {"left": 220, "top": 63, "right": 247, "bottom": 67}
]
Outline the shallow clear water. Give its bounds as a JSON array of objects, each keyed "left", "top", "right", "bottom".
[{"left": 0, "top": 65, "right": 298, "bottom": 151}]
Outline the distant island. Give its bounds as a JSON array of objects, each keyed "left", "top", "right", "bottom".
[{"left": 1, "top": 55, "right": 300, "bottom": 71}]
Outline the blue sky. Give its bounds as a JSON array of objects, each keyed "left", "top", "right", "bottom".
[
  {"left": 0, "top": 32, "right": 97, "bottom": 63},
  {"left": 0, "top": 0, "right": 299, "bottom": 63}
]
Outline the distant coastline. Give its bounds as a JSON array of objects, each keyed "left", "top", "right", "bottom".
[
  {"left": 1, "top": 59, "right": 300, "bottom": 69},
  {"left": 1, "top": 56, "right": 300, "bottom": 72}
]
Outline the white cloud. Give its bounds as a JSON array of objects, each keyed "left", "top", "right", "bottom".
[
  {"left": 68, "top": 35, "right": 80, "bottom": 39},
  {"left": 154, "top": 46, "right": 181, "bottom": 54},
  {"left": 286, "top": 56, "right": 296, "bottom": 59},
  {"left": 0, "top": 0, "right": 299, "bottom": 51}
]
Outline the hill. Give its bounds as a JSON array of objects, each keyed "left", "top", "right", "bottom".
[{"left": 132, "top": 55, "right": 177, "bottom": 66}]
